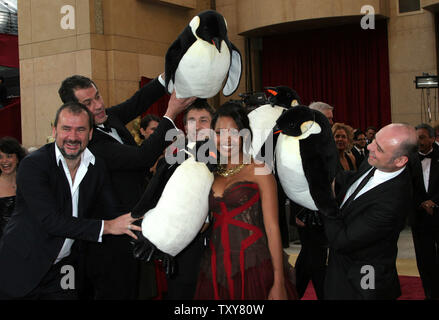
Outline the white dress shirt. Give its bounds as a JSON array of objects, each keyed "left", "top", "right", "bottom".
[
  {"left": 54, "top": 145, "right": 104, "bottom": 264},
  {"left": 341, "top": 166, "right": 406, "bottom": 207},
  {"left": 419, "top": 148, "right": 433, "bottom": 192}
]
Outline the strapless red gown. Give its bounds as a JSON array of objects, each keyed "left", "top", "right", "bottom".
[{"left": 194, "top": 181, "right": 298, "bottom": 300}]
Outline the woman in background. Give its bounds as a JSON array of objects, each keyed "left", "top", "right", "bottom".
[
  {"left": 0, "top": 137, "right": 27, "bottom": 238},
  {"left": 194, "top": 102, "right": 297, "bottom": 300},
  {"left": 332, "top": 122, "right": 357, "bottom": 171}
]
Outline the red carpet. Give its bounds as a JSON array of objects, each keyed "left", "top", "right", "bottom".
[{"left": 301, "top": 276, "right": 425, "bottom": 300}]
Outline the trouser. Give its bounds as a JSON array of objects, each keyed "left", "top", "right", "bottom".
[
  {"left": 412, "top": 226, "right": 439, "bottom": 299},
  {"left": 166, "top": 232, "right": 207, "bottom": 300},
  {"left": 83, "top": 235, "right": 157, "bottom": 300},
  {"left": 295, "top": 225, "right": 328, "bottom": 300},
  {"left": 21, "top": 255, "right": 78, "bottom": 300}
]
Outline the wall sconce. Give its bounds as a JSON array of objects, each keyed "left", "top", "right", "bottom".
[{"left": 415, "top": 73, "right": 438, "bottom": 123}]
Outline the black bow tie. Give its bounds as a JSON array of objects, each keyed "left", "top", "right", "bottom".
[
  {"left": 99, "top": 121, "right": 112, "bottom": 133},
  {"left": 419, "top": 153, "right": 433, "bottom": 161}
]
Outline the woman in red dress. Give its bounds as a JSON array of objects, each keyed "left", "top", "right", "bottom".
[{"left": 195, "top": 102, "right": 297, "bottom": 300}]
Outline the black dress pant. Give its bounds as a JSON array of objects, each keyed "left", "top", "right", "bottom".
[
  {"left": 8, "top": 254, "right": 79, "bottom": 300},
  {"left": 166, "top": 232, "right": 207, "bottom": 300},
  {"left": 412, "top": 225, "right": 439, "bottom": 299},
  {"left": 295, "top": 225, "right": 328, "bottom": 300},
  {"left": 84, "top": 235, "right": 156, "bottom": 300}
]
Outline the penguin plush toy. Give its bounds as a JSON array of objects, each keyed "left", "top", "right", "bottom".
[
  {"left": 131, "top": 139, "right": 218, "bottom": 274},
  {"left": 248, "top": 86, "right": 301, "bottom": 163},
  {"left": 275, "top": 105, "right": 339, "bottom": 217},
  {"left": 165, "top": 10, "right": 242, "bottom": 98}
]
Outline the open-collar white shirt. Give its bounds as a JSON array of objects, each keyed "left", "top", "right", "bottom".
[{"left": 54, "top": 144, "right": 104, "bottom": 264}]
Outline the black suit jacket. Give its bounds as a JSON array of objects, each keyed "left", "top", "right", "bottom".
[
  {"left": 410, "top": 147, "right": 439, "bottom": 229},
  {"left": 322, "top": 164, "right": 412, "bottom": 300},
  {"left": 88, "top": 77, "right": 173, "bottom": 213},
  {"left": 0, "top": 143, "right": 116, "bottom": 298},
  {"left": 351, "top": 147, "right": 369, "bottom": 169}
]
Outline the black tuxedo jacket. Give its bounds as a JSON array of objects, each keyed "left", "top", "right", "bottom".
[
  {"left": 351, "top": 147, "right": 369, "bottom": 169},
  {"left": 88, "top": 77, "right": 173, "bottom": 214},
  {"left": 409, "top": 147, "right": 439, "bottom": 229},
  {"left": 322, "top": 164, "right": 412, "bottom": 300},
  {"left": 0, "top": 143, "right": 116, "bottom": 298}
]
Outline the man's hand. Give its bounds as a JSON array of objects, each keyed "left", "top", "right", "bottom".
[
  {"left": 421, "top": 200, "right": 437, "bottom": 216},
  {"left": 164, "top": 91, "right": 197, "bottom": 120},
  {"left": 103, "top": 213, "right": 142, "bottom": 239}
]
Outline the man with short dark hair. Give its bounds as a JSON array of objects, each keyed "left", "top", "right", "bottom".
[
  {"left": 323, "top": 123, "right": 418, "bottom": 300},
  {"left": 365, "top": 126, "right": 377, "bottom": 145},
  {"left": 0, "top": 102, "right": 141, "bottom": 299},
  {"left": 351, "top": 130, "right": 369, "bottom": 168},
  {"left": 58, "top": 74, "right": 195, "bottom": 299},
  {"left": 139, "top": 114, "right": 161, "bottom": 140},
  {"left": 411, "top": 123, "right": 439, "bottom": 300}
]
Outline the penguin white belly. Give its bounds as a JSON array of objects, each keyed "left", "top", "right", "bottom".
[
  {"left": 248, "top": 104, "right": 285, "bottom": 158},
  {"left": 174, "top": 40, "right": 230, "bottom": 98},
  {"left": 141, "top": 157, "right": 214, "bottom": 256},
  {"left": 276, "top": 134, "right": 318, "bottom": 211}
]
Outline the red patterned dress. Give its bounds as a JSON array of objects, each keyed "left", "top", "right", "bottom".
[{"left": 195, "top": 181, "right": 298, "bottom": 300}]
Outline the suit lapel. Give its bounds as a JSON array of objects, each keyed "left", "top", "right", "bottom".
[
  {"left": 50, "top": 144, "right": 73, "bottom": 217},
  {"left": 106, "top": 116, "right": 136, "bottom": 145}
]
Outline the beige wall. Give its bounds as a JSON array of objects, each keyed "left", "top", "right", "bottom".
[
  {"left": 388, "top": 1, "right": 437, "bottom": 125},
  {"left": 235, "top": 0, "right": 389, "bottom": 34}
]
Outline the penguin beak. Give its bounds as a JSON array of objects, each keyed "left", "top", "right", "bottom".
[{"left": 212, "top": 37, "right": 221, "bottom": 52}]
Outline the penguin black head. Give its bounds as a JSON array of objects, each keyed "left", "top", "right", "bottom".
[
  {"left": 276, "top": 105, "right": 321, "bottom": 138},
  {"left": 190, "top": 10, "right": 228, "bottom": 52},
  {"left": 265, "top": 86, "right": 301, "bottom": 108}
]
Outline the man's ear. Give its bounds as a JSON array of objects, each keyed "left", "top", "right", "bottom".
[
  {"left": 89, "top": 127, "right": 93, "bottom": 141},
  {"left": 394, "top": 155, "right": 408, "bottom": 168}
]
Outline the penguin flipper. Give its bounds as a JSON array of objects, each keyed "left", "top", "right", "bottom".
[{"left": 222, "top": 43, "right": 242, "bottom": 96}]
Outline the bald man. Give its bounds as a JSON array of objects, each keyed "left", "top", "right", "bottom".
[{"left": 322, "top": 123, "right": 418, "bottom": 300}]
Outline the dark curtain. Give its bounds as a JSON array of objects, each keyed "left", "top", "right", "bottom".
[
  {"left": 0, "top": 97, "right": 21, "bottom": 142},
  {"left": 0, "top": 33, "right": 18, "bottom": 68},
  {"left": 140, "top": 76, "right": 184, "bottom": 130},
  {"left": 262, "top": 19, "right": 391, "bottom": 131}
]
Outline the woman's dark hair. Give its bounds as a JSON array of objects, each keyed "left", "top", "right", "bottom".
[
  {"left": 0, "top": 137, "right": 27, "bottom": 173},
  {"left": 211, "top": 101, "right": 253, "bottom": 154}
]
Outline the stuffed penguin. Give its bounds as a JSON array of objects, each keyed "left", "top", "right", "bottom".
[
  {"left": 275, "top": 105, "right": 339, "bottom": 216},
  {"left": 131, "top": 139, "right": 217, "bottom": 273},
  {"left": 248, "top": 86, "right": 301, "bottom": 162},
  {"left": 165, "top": 10, "right": 242, "bottom": 98},
  {"left": 266, "top": 86, "right": 301, "bottom": 108}
]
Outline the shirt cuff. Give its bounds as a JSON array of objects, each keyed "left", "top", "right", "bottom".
[
  {"left": 158, "top": 74, "right": 166, "bottom": 87},
  {"left": 163, "top": 116, "right": 177, "bottom": 130},
  {"left": 98, "top": 221, "right": 104, "bottom": 242}
]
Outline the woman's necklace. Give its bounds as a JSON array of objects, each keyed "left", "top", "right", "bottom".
[{"left": 216, "top": 163, "right": 247, "bottom": 177}]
